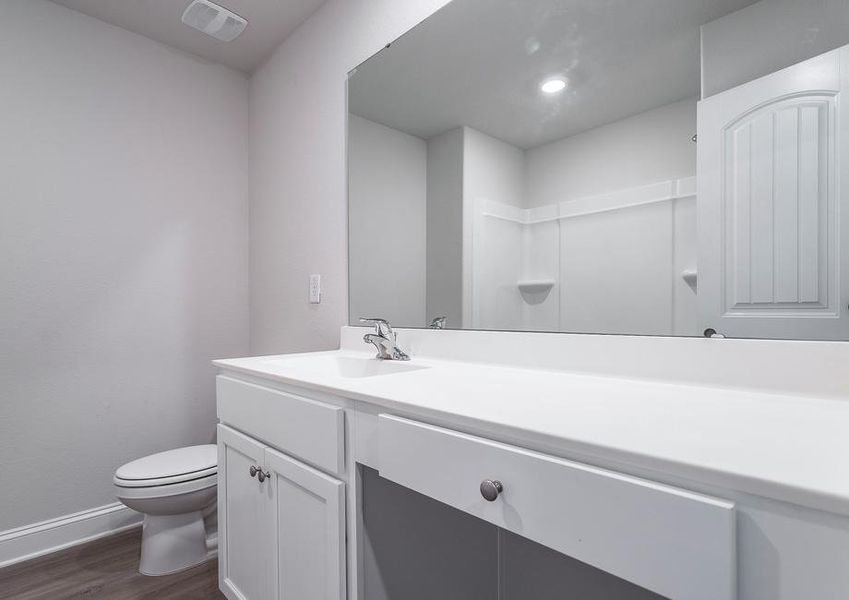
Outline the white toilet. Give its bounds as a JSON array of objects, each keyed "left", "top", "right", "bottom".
[{"left": 114, "top": 444, "right": 218, "bottom": 576}]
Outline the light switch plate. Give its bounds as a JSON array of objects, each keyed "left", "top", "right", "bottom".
[{"left": 309, "top": 274, "right": 321, "bottom": 304}]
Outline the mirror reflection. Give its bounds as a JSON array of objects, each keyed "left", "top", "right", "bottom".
[{"left": 349, "top": 0, "right": 849, "bottom": 340}]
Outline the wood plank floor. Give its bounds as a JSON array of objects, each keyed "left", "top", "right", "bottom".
[{"left": 0, "top": 527, "right": 225, "bottom": 599}]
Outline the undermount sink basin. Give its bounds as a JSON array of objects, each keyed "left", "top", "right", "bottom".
[{"left": 265, "top": 354, "right": 428, "bottom": 379}]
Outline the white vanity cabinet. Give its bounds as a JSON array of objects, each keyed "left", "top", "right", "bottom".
[
  {"left": 215, "top": 338, "right": 849, "bottom": 600},
  {"left": 215, "top": 373, "right": 734, "bottom": 600},
  {"left": 216, "top": 376, "right": 347, "bottom": 600}
]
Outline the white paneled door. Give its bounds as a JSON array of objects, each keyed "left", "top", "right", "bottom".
[{"left": 698, "top": 45, "right": 849, "bottom": 339}]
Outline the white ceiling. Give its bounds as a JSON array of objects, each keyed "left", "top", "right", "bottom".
[
  {"left": 50, "top": 0, "right": 327, "bottom": 73},
  {"left": 349, "top": 0, "right": 760, "bottom": 149}
]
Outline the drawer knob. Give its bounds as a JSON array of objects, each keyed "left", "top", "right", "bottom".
[
  {"left": 480, "top": 479, "right": 503, "bottom": 502},
  {"left": 257, "top": 469, "right": 270, "bottom": 483},
  {"left": 249, "top": 465, "right": 258, "bottom": 478}
]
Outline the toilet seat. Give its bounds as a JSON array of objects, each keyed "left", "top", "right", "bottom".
[
  {"left": 115, "top": 472, "right": 217, "bottom": 500},
  {"left": 114, "top": 444, "right": 217, "bottom": 488},
  {"left": 115, "top": 468, "right": 217, "bottom": 488}
]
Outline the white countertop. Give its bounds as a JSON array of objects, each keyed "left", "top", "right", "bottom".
[{"left": 214, "top": 348, "right": 849, "bottom": 517}]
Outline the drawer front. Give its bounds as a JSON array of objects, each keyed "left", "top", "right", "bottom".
[
  {"left": 378, "top": 414, "right": 735, "bottom": 600},
  {"left": 217, "top": 376, "right": 344, "bottom": 475}
]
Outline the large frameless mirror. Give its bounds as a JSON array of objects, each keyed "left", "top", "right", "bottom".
[{"left": 348, "top": 0, "right": 849, "bottom": 341}]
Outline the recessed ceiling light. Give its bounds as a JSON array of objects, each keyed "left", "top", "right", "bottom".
[{"left": 540, "top": 78, "right": 567, "bottom": 94}]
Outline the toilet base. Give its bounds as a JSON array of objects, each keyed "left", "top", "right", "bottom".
[{"left": 139, "top": 511, "right": 212, "bottom": 576}]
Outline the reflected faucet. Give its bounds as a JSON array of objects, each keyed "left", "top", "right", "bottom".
[
  {"left": 428, "top": 316, "right": 447, "bottom": 329},
  {"left": 360, "top": 318, "right": 410, "bottom": 361}
]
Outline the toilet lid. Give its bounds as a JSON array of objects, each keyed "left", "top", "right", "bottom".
[{"left": 115, "top": 444, "right": 217, "bottom": 482}]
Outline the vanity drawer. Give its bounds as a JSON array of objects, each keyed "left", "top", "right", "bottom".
[
  {"left": 378, "top": 414, "right": 735, "bottom": 600},
  {"left": 217, "top": 376, "right": 344, "bottom": 475}
]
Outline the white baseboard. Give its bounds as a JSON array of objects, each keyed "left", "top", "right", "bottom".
[{"left": 0, "top": 503, "right": 143, "bottom": 569}]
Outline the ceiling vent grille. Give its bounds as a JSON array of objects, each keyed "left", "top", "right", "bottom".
[{"left": 181, "top": 0, "right": 247, "bottom": 42}]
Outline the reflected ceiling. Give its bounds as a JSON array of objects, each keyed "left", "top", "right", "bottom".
[{"left": 349, "top": 0, "right": 759, "bottom": 149}]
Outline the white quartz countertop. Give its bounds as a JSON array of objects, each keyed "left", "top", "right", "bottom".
[{"left": 214, "top": 349, "right": 849, "bottom": 516}]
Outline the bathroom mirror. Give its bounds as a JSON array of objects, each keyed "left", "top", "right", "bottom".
[{"left": 348, "top": 0, "right": 849, "bottom": 341}]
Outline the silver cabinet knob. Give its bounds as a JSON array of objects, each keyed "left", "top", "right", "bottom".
[
  {"left": 257, "top": 469, "right": 270, "bottom": 483},
  {"left": 249, "top": 465, "right": 258, "bottom": 478},
  {"left": 480, "top": 479, "right": 503, "bottom": 502}
]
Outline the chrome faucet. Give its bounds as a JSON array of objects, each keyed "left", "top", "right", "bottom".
[
  {"left": 428, "top": 316, "right": 447, "bottom": 329},
  {"left": 360, "top": 318, "right": 410, "bottom": 361}
]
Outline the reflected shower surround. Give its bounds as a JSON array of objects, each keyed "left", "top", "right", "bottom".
[{"left": 471, "top": 177, "right": 697, "bottom": 336}]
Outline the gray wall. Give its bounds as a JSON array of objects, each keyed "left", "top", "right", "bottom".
[
  {"left": 248, "top": 0, "right": 452, "bottom": 354},
  {"left": 0, "top": 0, "right": 249, "bottom": 530},
  {"left": 702, "top": 0, "right": 849, "bottom": 97}
]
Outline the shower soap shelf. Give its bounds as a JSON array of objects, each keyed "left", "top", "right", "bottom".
[{"left": 517, "top": 280, "right": 555, "bottom": 294}]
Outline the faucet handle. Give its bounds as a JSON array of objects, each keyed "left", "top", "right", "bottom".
[{"left": 359, "top": 317, "right": 392, "bottom": 337}]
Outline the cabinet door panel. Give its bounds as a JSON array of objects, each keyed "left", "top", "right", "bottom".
[
  {"left": 218, "top": 425, "right": 271, "bottom": 600},
  {"left": 265, "top": 447, "right": 346, "bottom": 600}
]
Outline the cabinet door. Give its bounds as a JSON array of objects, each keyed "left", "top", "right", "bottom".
[
  {"left": 265, "top": 447, "right": 346, "bottom": 600},
  {"left": 698, "top": 44, "right": 849, "bottom": 339},
  {"left": 218, "top": 425, "right": 272, "bottom": 600}
]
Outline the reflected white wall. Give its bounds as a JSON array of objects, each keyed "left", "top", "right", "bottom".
[
  {"left": 525, "top": 98, "right": 697, "bottom": 208},
  {"left": 560, "top": 202, "right": 675, "bottom": 335},
  {"left": 349, "top": 115, "right": 427, "bottom": 326},
  {"left": 471, "top": 199, "right": 525, "bottom": 330},
  {"left": 522, "top": 217, "right": 561, "bottom": 331},
  {"left": 426, "top": 128, "right": 464, "bottom": 328},
  {"left": 464, "top": 128, "right": 526, "bottom": 329},
  {"left": 701, "top": 0, "right": 849, "bottom": 98}
]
